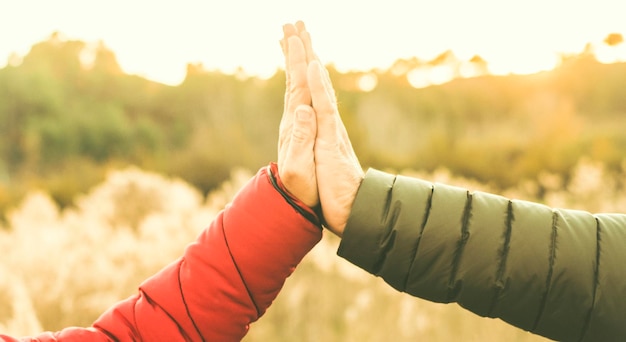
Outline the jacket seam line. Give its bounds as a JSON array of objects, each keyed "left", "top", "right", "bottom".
[
  {"left": 578, "top": 216, "right": 601, "bottom": 342},
  {"left": 372, "top": 175, "right": 399, "bottom": 275},
  {"left": 488, "top": 199, "right": 514, "bottom": 316},
  {"left": 221, "top": 223, "right": 262, "bottom": 318},
  {"left": 177, "top": 259, "right": 205, "bottom": 342},
  {"left": 381, "top": 175, "right": 396, "bottom": 224},
  {"left": 447, "top": 190, "right": 473, "bottom": 301},
  {"left": 402, "top": 182, "right": 434, "bottom": 290},
  {"left": 532, "top": 210, "right": 559, "bottom": 332}
]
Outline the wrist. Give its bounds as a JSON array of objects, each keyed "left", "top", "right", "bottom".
[
  {"left": 336, "top": 172, "right": 364, "bottom": 237},
  {"left": 267, "top": 163, "right": 322, "bottom": 228}
]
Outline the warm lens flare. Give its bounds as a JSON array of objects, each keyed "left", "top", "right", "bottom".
[{"left": 1, "top": 0, "right": 625, "bottom": 86}]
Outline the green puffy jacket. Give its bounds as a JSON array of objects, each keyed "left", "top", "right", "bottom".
[{"left": 338, "top": 169, "right": 626, "bottom": 342}]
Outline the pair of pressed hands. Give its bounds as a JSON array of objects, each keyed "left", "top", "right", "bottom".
[{"left": 277, "top": 22, "right": 364, "bottom": 237}]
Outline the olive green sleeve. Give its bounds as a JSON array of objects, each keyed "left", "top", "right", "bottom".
[{"left": 337, "top": 168, "right": 626, "bottom": 341}]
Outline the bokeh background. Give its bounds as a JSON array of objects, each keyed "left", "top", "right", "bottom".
[{"left": 2, "top": 1, "right": 626, "bottom": 340}]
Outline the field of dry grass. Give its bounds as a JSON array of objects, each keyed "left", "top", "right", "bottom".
[{"left": 2, "top": 159, "right": 624, "bottom": 341}]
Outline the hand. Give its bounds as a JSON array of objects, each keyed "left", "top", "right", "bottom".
[
  {"left": 296, "top": 22, "right": 365, "bottom": 236},
  {"left": 277, "top": 24, "right": 319, "bottom": 208}
]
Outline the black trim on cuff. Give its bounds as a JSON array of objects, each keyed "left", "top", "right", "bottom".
[{"left": 267, "top": 166, "right": 322, "bottom": 228}]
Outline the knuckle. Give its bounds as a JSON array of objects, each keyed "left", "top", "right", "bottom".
[{"left": 291, "top": 126, "right": 310, "bottom": 144}]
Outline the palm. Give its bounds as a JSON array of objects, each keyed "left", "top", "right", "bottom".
[
  {"left": 277, "top": 24, "right": 319, "bottom": 208},
  {"left": 278, "top": 21, "right": 363, "bottom": 232},
  {"left": 308, "top": 61, "right": 363, "bottom": 234}
]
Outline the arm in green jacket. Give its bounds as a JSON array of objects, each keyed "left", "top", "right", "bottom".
[{"left": 338, "top": 168, "right": 626, "bottom": 342}]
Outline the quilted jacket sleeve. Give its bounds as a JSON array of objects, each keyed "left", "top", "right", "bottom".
[
  {"left": 1, "top": 164, "right": 322, "bottom": 342},
  {"left": 337, "top": 168, "right": 626, "bottom": 342}
]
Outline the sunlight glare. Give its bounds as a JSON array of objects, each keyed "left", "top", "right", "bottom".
[
  {"left": 7, "top": 53, "right": 23, "bottom": 67},
  {"left": 487, "top": 53, "right": 559, "bottom": 76},
  {"left": 357, "top": 73, "right": 378, "bottom": 92},
  {"left": 459, "top": 62, "right": 480, "bottom": 78},
  {"left": 407, "top": 65, "right": 455, "bottom": 88},
  {"left": 512, "top": 55, "right": 559, "bottom": 75},
  {"left": 429, "top": 65, "right": 455, "bottom": 85},
  {"left": 2, "top": 0, "right": 626, "bottom": 85},
  {"left": 390, "top": 60, "right": 412, "bottom": 76},
  {"left": 595, "top": 44, "right": 626, "bottom": 64},
  {"left": 78, "top": 42, "right": 98, "bottom": 70},
  {"left": 407, "top": 68, "right": 430, "bottom": 89}
]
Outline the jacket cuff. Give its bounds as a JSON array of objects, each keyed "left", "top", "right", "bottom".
[
  {"left": 336, "top": 168, "right": 394, "bottom": 274},
  {"left": 267, "top": 163, "right": 322, "bottom": 228}
]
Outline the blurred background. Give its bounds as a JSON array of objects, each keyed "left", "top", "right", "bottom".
[{"left": 1, "top": 0, "right": 625, "bottom": 340}]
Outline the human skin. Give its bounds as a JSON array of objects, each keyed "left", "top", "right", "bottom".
[
  {"left": 280, "top": 21, "right": 364, "bottom": 236},
  {"left": 277, "top": 25, "right": 319, "bottom": 208}
]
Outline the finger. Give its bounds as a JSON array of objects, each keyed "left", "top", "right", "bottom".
[
  {"left": 312, "top": 60, "right": 351, "bottom": 144},
  {"left": 295, "top": 21, "right": 307, "bottom": 47},
  {"left": 308, "top": 60, "right": 338, "bottom": 144},
  {"left": 295, "top": 21, "right": 319, "bottom": 65},
  {"left": 282, "top": 105, "right": 318, "bottom": 207},
  {"left": 308, "top": 61, "right": 337, "bottom": 112},
  {"left": 278, "top": 24, "right": 303, "bottom": 154},
  {"left": 281, "top": 24, "right": 298, "bottom": 107},
  {"left": 295, "top": 24, "right": 339, "bottom": 139},
  {"left": 307, "top": 60, "right": 356, "bottom": 159},
  {"left": 296, "top": 22, "right": 328, "bottom": 81},
  {"left": 283, "top": 23, "right": 297, "bottom": 37},
  {"left": 281, "top": 105, "right": 313, "bottom": 165},
  {"left": 281, "top": 26, "right": 290, "bottom": 116},
  {"left": 281, "top": 23, "right": 298, "bottom": 73},
  {"left": 295, "top": 22, "right": 327, "bottom": 76},
  {"left": 282, "top": 23, "right": 297, "bottom": 68},
  {"left": 287, "top": 35, "right": 310, "bottom": 110},
  {"left": 301, "top": 32, "right": 318, "bottom": 64},
  {"left": 288, "top": 105, "right": 317, "bottom": 155},
  {"left": 295, "top": 20, "right": 306, "bottom": 33},
  {"left": 281, "top": 24, "right": 298, "bottom": 99},
  {"left": 279, "top": 35, "right": 311, "bottom": 147}
]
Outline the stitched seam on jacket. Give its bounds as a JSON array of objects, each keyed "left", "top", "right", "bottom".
[
  {"left": 578, "top": 216, "right": 601, "bottom": 342},
  {"left": 447, "top": 191, "right": 473, "bottom": 301},
  {"left": 402, "top": 182, "right": 435, "bottom": 290},
  {"left": 221, "top": 223, "right": 262, "bottom": 318},
  {"left": 372, "top": 175, "right": 400, "bottom": 275},
  {"left": 178, "top": 259, "right": 205, "bottom": 342},
  {"left": 532, "top": 210, "right": 559, "bottom": 332},
  {"left": 488, "top": 200, "right": 514, "bottom": 316},
  {"left": 381, "top": 175, "right": 396, "bottom": 223}
]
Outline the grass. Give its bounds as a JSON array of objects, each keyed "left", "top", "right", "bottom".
[{"left": 3, "top": 159, "right": 623, "bottom": 340}]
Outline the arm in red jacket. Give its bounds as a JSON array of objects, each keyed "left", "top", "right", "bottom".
[{"left": 1, "top": 164, "right": 322, "bottom": 342}]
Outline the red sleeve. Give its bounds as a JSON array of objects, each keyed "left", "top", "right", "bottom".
[{"left": 1, "top": 165, "right": 322, "bottom": 342}]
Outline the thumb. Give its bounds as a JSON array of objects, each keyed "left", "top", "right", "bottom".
[
  {"left": 289, "top": 105, "right": 317, "bottom": 150},
  {"left": 281, "top": 104, "right": 318, "bottom": 207},
  {"left": 282, "top": 104, "right": 317, "bottom": 180},
  {"left": 307, "top": 61, "right": 338, "bottom": 145}
]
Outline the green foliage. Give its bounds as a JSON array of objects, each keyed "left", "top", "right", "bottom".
[
  {"left": 1, "top": 32, "right": 624, "bottom": 340},
  {"left": 1, "top": 34, "right": 626, "bottom": 215}
]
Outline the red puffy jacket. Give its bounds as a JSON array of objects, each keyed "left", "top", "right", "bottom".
[{"left": 1, "top": 164, "right": 322, "bottom": 341}]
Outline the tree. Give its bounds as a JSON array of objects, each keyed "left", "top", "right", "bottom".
[{"left": 604, "top": 33, "right": 624, "bottom": 47}]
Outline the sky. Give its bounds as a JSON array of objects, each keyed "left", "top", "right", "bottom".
[{"left": 1, "top": 0, "right": 626, "bottom": 85}]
